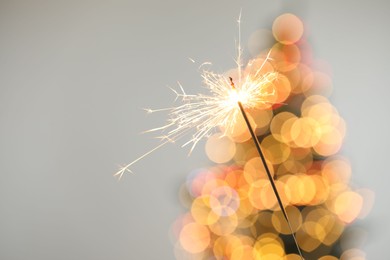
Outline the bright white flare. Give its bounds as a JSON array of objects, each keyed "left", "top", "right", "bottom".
[
  {"left": 114, "top": 13, "right": 278, "bottom": 179},
  {"left": 114, "top": 63, "right": 278, "bottom": 179}
]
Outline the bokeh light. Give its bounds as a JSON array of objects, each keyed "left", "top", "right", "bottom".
[
  {"left": 272, "top": 13, "right": 304, "bottom": 45},
  {"left": 205, "top": 133, "right": 236, "bottom": 163},
  {"left": 172, "top": 12, "right": 373, "bottom": 259},
  {"left": 179, "top": 222, "right": 210, "bottom": 253}
]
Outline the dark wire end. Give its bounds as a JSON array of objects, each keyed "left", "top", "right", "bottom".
[{"left": 229, "top": 77, "right": 235, "bottom": 89}]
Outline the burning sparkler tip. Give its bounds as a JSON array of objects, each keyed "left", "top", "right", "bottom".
[{"left": 229, "top": 77, "right": 236, "bottom": 89}]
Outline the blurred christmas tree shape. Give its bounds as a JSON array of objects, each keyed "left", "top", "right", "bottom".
[{"left": 171, "top": 13, "right": 374, "bottom": 260}]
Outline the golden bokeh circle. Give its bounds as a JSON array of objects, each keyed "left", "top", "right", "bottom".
[{"left": 272, "top": 13, "right": 304, "bottom": 45}]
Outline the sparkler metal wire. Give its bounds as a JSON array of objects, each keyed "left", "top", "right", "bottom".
[{"left": 230, "top": 77, "right": 304, "bottom": 259}]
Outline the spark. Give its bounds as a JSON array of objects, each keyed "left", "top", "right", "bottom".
[
  {"left": 115, "top": 61, "right": 278, "bottom": 178},
  {"left": 114, "top": 140, "right": 170, "bottom": 180},
  {"left": 115, "top": 13, "right": 278, "bottom": 178}
]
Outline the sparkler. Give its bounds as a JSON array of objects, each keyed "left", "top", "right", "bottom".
[
  {"left": 114, "top": 54, "right": 278, "bottom": 179},
  {"left": 115, "top": 13, "right": 304, "bottom": 258}
]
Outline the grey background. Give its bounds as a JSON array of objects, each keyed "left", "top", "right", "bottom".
[{"left": 0, "top": 0, "right": 389, "bottom": 259}]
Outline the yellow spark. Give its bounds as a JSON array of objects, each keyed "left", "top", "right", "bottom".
[{"left": 115, "top": 14, "right": 278, "bottom": 178}]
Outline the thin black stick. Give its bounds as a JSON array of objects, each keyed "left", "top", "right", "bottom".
[{"left": 230, "top": 77, "right": 304, "bottom": 259}]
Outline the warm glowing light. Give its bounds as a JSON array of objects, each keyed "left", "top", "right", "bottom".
[
  {"left": 244, "top": 157, "right": 274, "bottom": 184},
  {"left": 261, "top": 135, "right": 291, "bottom": 164},
  {"left": 319, "top": 256, "right": 338, "bottom": 260},
  {"left": 191, "top": 196, "right": 219, "bottom": 226},
  {"left": 209, "top": 214, "right": 238, "bottom": 236},
  {"left": 272, "top": 13, "right": 304, "bottom": 45},
  {"left": 248, "top": 179, "right": 271, "bottom": 210},
  {"left": 179, "top": 222, "right": 211, "bottom": 253},
  {"left": 271, "top": 43, "right": 301, "bottom": 72},
  {"left": 272, "top": 206, "right": 302, "bottom": 234},
  {"left": 231, "top": 245, "right": 256, "bottom": 260},
  {"left": 228, "top": 89, "right": 241, "bottom": 104},
  {"left": 254, "top": 233, "right": 285, "bottom": 259},
  {"left": 205, "top": 133, "right": 236, "bottom": 163},
  {"left": 213, "top": 235, "right": 243, "bottom": 259},
  {"left": 333, "top": 191, "right": 363, "bottom": 224},
  {"left": 209, "top": 186, "right": 240, "bottom": 217}
]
